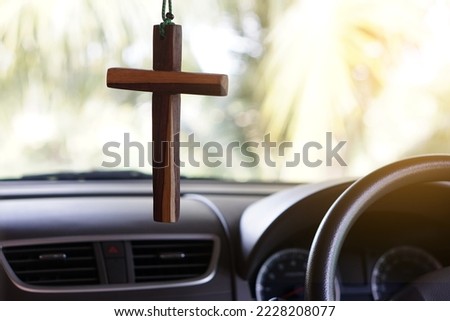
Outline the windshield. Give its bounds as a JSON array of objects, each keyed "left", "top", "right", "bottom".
[{"left": 1, "top": 0, "right": 449, "bottom": 182}]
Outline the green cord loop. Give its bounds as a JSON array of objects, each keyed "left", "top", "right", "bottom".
[{"left": 159, "top": 0, "right": 174, "bottom": 37}]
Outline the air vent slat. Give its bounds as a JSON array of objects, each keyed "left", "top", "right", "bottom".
[
  {"left": 17, "top": 267, "right": 97, "bottom": 275},
  {"left": 7, "top": 257, "right": 94, "bottom": 265},
  {"left": 4, "top": 246, "right": 92, "bottom": 255},
  {"left": 132, "top": 244, "right": 210, "bottom": 250},
  {"left": 3, "top": 242, "right": 100, "bottom": 287},
  {"left": 135, "top": 263, "right": 208, "bottom": 270},
  {"left": 28, "top": 278, "right": 99, "bottom": 286},
  {"left": 131, "top": 240, "right": 214, "bottom": 283},
  {"left": 135, "top": 274, "right": 199, "bottom": 282},
  {"left": 133, "top": 253, "right": 210, "bottom": 259}
]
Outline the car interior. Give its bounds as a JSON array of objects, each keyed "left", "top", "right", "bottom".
[{"left": 0, "top": 0, "right": 449, "bottom": 301}]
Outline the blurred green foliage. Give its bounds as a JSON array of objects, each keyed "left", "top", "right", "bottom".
[{"left": 0, "top": 0, "right": 449, "bottom": 181}]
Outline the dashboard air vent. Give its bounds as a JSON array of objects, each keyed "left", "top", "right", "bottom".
[
  {"left": 3, "top": 243, "right": 99, "bottom": 286},
  {"left": 131, "top": 240, "right": 214, "bottom": 283}
]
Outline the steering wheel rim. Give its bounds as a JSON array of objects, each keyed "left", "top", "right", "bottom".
[{"left": 305, "top": 155, "right": 450, "bottom": 301}]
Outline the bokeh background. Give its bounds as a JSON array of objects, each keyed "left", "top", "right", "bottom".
[{"left": 0, "top": 0, "right": 449, "bottom": 182}]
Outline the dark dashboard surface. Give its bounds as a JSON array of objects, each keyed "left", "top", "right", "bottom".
[{"left": 0, "top": 179, "right": 448, "bottom": 301}]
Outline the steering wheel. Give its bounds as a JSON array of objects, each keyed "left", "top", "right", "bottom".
[{"left": 305, "top": 155, "right": 450, "bottom": 300}]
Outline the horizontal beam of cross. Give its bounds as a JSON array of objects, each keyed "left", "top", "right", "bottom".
[{"left": 107, "top": 68, "right": 228, "bottom": 96}]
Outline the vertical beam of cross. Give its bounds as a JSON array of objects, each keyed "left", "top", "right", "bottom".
[
  {"left": 107, "top": 25, "right": 228, "bottom": 223},
  {"left": 152, "top": 25, "right": 181, "bottom": 223}
]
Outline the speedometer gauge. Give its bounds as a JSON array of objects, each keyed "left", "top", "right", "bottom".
[
  {"left": 371, "top": 246, "right": 442, "bottom": 300},
  {"left": 255, "top": 248, "right": 340, "bottom": 301}
]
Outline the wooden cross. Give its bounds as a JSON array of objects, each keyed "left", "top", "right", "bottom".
[{"left": 107, "top": 25, "right": 228, "bottom": 223}]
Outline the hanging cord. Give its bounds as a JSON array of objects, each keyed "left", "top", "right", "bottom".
[{"left": 160, "top": 0, "right": 175, "bottom": 37}]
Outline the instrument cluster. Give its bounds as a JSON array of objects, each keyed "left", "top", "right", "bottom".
[{"left": 254, "top": 245, "right": 442, "bottom": 301}]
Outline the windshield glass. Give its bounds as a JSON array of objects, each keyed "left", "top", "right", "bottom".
[{"left": 1, "top": 0, "right": 449, "bottom": 182}]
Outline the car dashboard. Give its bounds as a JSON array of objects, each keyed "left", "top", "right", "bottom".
[{"left": 0, "top": 179, "right": 449, "bottom": 301}]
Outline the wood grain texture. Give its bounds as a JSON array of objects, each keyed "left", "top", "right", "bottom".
[
  {"left": 152, "top": 93, "right": 180, "bottom": 223},
  {"left": 106, "top": 24, "right": 229, "bottom": 223},
  {"left": 152, "top": 25, "right": 181, "bottom": 223},
  {"left": 107, "top": 69, "right": 228, "bottom": 96}
]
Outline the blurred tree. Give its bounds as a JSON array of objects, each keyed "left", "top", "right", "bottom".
[
  {"left": 255, "top": 0, "right": 450, "bottom": 179},
  {"left": 0, "top": 0, "right": 449, "bottom": 181},
  {"left": 258, "top": 2, "right": 424, "bottom": 150}
]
